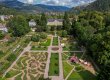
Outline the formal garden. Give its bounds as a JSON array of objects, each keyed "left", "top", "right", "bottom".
[{"left": 5, "top": 52, "right": 48, "bottom": 80}]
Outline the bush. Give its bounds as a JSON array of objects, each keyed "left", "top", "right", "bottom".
[
  {"left": 61, "top": 30, "right": 67, "bottom": 37},
  {"left": 0, "top": 50, "right": 4, "bottom": 56},
  {"left": 0, "top": 31, "right": 4, "bottom": 40},
  {"left": 31, "top": 35, "right": 40, "bottom": 42},
  {"left": 40, "top": 33, "right": 47, "bottom": 39}
]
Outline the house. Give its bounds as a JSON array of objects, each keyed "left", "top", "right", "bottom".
[
  {"left": 29, "top": 19, "right": 37, "bottom": 32},
  {"left": 29, "top": 19, "right": 36, "bottom": 27},
  {"left": 47, "top": 19, "right": 63, "bottom": 26},
  {"left": 0, "top": 15, "right": 13, "bottom": 21},
  {"left": 0, "top": 23, "right": 8, "bottom": 32}
]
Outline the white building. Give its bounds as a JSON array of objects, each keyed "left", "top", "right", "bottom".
[
  {"left": 29, "top": 19, "right": 37, "bottom": 32},
  {"left": 0, "top": 23, "right": 8, "bottom": 32},
  {"left": 29, "top": 19, "right": 36, "bottom": 27},
  {"left": 47, "top": 19, "right": 63, "bottom": 26}
]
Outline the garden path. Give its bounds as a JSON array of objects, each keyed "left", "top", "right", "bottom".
[
  {"left": 44, "top": 36, "right": 53, "bottom": 78},
  {"left": 65, "top": 66, "right": 75, "bottom": 80}
]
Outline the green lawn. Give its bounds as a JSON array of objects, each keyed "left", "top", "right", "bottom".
[
  {"left": 63, "top": 61, "right": 73, "bottom": 78},
  {"left": 68, "top": 70, "right": 96, "bottom": 80},
  {"left": 49, "top": 53, "right": 59, "bottom": 76},
  {"left": 40, "top": 39, "right": 51, "bottom": 46},
  {"left": 31, "top": 46, "right": 47, "bottom": 50},
  {"left": 52, "top": 37, "right": 58, "bottom": 46},
  {"left": 63, "top": 44, "right": 81, "bottom": 51}
]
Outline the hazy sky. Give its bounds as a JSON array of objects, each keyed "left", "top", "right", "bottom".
[{"left": 18, "top": 0, "right": 95, "bottom": 7}]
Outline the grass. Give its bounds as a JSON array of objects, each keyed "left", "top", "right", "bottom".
[
  {"left": 63, "top": 61, "right": 73, "bottom": 78},
  {"left": 68, "top": 70, "right": 96, "bottom": 80},
  {"left": 63, "top": 44, "right": 80, "bottom": 51},
  {"left": 40, "top": 39, "right": 51, "bottom": 46},
  {"left": 31, "top": 46, "right": 47, "bottom": 50},
  {"left": 49, "top": 53, "right": 59, "bottom": 76},
  {"left": 52, "top": 37, "right": 58, "bottom": 46}
]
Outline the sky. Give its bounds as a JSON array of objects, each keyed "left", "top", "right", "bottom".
[{"left": 18, "top": 0, "right": 96, "bottom": 7}]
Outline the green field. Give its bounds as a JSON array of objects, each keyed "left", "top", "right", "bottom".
[{"left": 49, "top": 53, "right": 59, "bottom": 76}]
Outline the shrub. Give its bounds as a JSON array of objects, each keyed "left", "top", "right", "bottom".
[
  {"left": 40, "top": 33, "right": 47, "bottom": 39},
  {"left": 0, "top": 50, "right": 4, "bottom": 56},
  {"left": 31, "top": 35, "right": 40, "bottom": 42},
  {"left": 61, "top": 30, "right": 67, "bottom": 37}
]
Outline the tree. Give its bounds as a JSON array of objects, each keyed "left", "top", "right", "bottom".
[
  {"left": 61, "top": 30, "right": 67, "bottom": 37},
  {"left": 0, "top": 31, "right": 4, "bottom": 39},
  {"left": 7, "top": 15, "right": 30, "bottom": 37},
  {"left": 98, "top": 64, "right": 110, "bottom": 80},
  {"left": 40, "top": 33, "right": 47, "bottom": 39},
  {"left": 63, "top": 12, "right": 71, "bottom": 33},
  {"left": 31, "top": 35, "right": 40, "bottom": 42},
  {"left": 40, "top": 13, "right": 47, "bottom": 31}
]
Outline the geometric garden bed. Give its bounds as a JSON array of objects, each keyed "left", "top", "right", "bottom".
[{"left": 5, "top": 52, "right": 48, "bottom": 80}]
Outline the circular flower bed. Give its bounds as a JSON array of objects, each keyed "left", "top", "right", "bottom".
[{"left": 52, "top": 47, "right": 59, "bottom": 51}]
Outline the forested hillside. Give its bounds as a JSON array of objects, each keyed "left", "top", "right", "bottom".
[
  {"left": 70, "top": 0, "right": 110, "bottom": 13},
  {"left": 0, "top": 4, "right": 17, "bottom": 15},
  {"left": 86, "top": 0, "right": 110, "bottom": 12}
]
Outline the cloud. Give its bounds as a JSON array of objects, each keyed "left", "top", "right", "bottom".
[
  {"left": 18, "top": 0, "right": 95, "bottom": 7},
  {"left": 41, "top": 0, "right": 95, "bottom": 7},
  {"left": 27, "top": 0, "right": 34, "bottom": 4}
]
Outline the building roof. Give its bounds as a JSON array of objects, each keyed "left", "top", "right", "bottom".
[{"left": 47, "top": 19, "right": 63, "bottom": 22}]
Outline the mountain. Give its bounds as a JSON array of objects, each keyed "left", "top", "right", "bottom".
[
  {"left": 70, "top": 0, "right": 110, "bottom": 13},
  {"left": 36, "top": 4, "right": 70, "bottom": 12},
  {"left": 86, "top": 0, "right": 110, "bottom": 12},
  {"left": 0, "top": 0, "right": 70, "bottom": 13},
  {"left": 69, "top": 4, "right": 89, "bottom": 13}
]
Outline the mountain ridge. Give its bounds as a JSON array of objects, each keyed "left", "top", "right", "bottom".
[{"left": 0, "top": 0, "right": 70, "bottom": 13}]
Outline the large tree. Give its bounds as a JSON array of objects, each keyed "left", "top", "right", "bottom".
[
  {"left": 8, "top": 15, "right": 30, "bottom": 37},
  {"left": 39, "top": 13, "right": 47, "bottom": 31},
  {"left": 63, "top": 12, "right": 71, "bottom": 33},
  {"left": 0, "top": 31, "right": 4, "bottom": 39}
]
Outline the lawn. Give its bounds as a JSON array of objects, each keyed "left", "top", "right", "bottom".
[
  {"left": 31, "top": 46, "right": 48, "bottom": 50},
  {"left": 49, "top": 53, "right": 59, "bottom": 76},
  {"left": 63, "top": 43, "right": 81, "bottom": 51},
  {"left": 52, "top": 37, "right": 58, "bottom": 46},
  {"left": 40, "top": 39, "right": 51, "bottom": 46},
  {"left": 68, "top": 70, "right": 96, "bottom": 80},
  {"left": 63, "top": 61, "right": 73, "bottom": 78}
]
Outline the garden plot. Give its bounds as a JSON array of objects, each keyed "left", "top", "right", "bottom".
[
  {"left": 49, "top": 53, "right": 59, "bottom": 76},
  {"left": 5, "top": 52, "right": 48, "bottom": 80},
  {"left": 31, "top": 36, "right": 51, "bottom": 50},
  {"left": 62, "top": 52, "right": 96, "bottom": 80},
  {"left": 52, "top": 37, "right": 58, "bottom": 46},
  {"left": 60, "top": 37, "right": 81, "bottom": 51}
]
